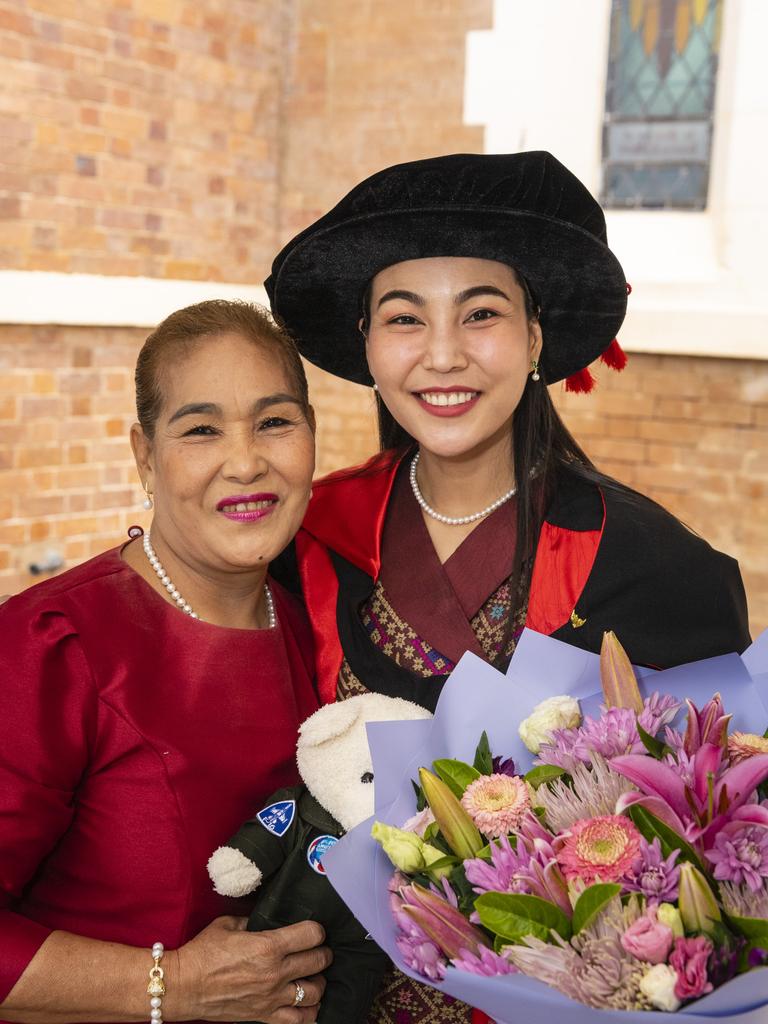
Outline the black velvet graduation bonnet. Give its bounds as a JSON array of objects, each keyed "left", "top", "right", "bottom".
[{"left": 265, "top": 151, "right": 628, "bottom": 387}]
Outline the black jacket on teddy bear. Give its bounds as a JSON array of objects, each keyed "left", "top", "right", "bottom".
[{"left": 225, "top": 784, "right": 388, "bottom": 1024}]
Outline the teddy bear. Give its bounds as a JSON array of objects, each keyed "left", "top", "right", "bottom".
[{"left": 207, "top": 692, "right": 433, "bottom": 1024}]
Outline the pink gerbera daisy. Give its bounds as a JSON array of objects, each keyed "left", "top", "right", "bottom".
[
  {"left": 556, "top": 815, "right": 642, "bottom": 885},
  {"left": 460, "top": 773, "right": 531, "bottom": 838}
]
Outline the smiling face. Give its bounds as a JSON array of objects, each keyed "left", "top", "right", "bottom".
[
  {"left": 132, "top": 331, "right": 315, "bottom": 578},
  {"left": 365, "top": 257, "right": 542, "bottom": 460}
]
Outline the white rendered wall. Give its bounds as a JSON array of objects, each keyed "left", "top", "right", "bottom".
[
  {"left": 0, "top": 272, "right": 268, "bottom": 328},
  {"left": 465, "top": 0, "right": 768, "bottom": 360}
]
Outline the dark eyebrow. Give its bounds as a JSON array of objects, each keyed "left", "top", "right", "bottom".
[
  {"left": 377, "top": 289, "right": 425, "bottom": 309},
  {"left": 168, "top": 402, "right": 221, "bottom": 424},
  {"left": 167, "top": 393, "right": 302, "bottom": 425},
  {"left": 455, "top": 285, "right": 511, "bottom": 305}
]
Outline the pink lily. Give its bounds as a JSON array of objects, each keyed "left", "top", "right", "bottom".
[
  {"left": 612, "top": 750, "right": 768, "bottom": 849},
  {"left": 683, "top": 694, "right": 731, "bottom": 756},
  {"left": 400, "top": 883, "right": 490, "bottom": 959}
]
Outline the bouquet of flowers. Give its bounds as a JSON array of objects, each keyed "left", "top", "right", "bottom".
[{"left": 323, "top": 628, "right": 768, "bottom": 1023}]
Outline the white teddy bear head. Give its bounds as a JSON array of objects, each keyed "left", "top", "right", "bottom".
[{"left": 297, "top": 693, "right": 432, "bottom": 832}]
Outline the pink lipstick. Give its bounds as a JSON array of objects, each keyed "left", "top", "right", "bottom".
[{"left": 216, "top": 493, "right": 278, "bottom": 522}]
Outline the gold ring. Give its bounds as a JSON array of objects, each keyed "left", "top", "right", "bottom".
[{"left": 293, "top": 980, "right": 306, "bottom": 1006}]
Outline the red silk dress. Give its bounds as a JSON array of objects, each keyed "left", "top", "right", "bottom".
[{"left": 0, "top": 546, "right": 318, "bottom": 1018}]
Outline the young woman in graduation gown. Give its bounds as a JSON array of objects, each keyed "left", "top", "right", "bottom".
[
  {"left": 266, "top": 152, "right": 751, "bottom": 1024},
  {"left": 0, "top": 301, "right": 330, "bottom": 1023}
]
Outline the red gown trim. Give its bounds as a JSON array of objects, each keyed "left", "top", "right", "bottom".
[
  {"left": 302, "top": 450, "right": 403, "bottom": 580},
  {"left": 525, "top": 489, "right": 605, "bottom": 634}
]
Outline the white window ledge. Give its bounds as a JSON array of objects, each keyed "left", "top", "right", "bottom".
[{"left": 0, "top": 271, "right": 269, "bottom": 329}]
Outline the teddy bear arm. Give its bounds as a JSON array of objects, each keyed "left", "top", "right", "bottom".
[{"left": 207, "top": 818, "right": 288, "bottom": 897}]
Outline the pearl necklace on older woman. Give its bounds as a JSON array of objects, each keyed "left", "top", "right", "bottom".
[
  {"left": 409, "top": 450, "right": 517, "bottom": 526},
  {"left": 142, "top": 531, "right": 276, "bottom": 628}
]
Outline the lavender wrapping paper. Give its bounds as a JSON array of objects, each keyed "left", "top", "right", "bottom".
[{"left": 324, "top": 628, "right": 768, "bottom": 1024}]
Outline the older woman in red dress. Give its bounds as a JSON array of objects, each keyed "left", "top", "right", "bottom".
[{"left": 0, "top": 301, "right": 329, "bottom": 1023}]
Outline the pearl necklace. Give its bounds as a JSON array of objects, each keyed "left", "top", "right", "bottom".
[
  {"left": 409, "top": 451, "right": 517, "bottom": 526},
  {"left": 142, "top": 531, "right": 276, "bottom": 628}
]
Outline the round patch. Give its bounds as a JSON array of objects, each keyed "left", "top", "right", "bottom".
[{"left": 306, "top": 834, "right": 338, "bottom": 875}]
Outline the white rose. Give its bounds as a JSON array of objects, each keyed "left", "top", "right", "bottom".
[
  {"left": 639, "top": 964, "right": 681, "bottom": 1012},
  {"left": 518, "top": 695, "right": 581, "bottom": 753}
]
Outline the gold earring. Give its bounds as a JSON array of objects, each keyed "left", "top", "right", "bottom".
[
  {"left": 142, "top": 483, "right": 153, "bottom": 511},
  {"left": 530, "top": 359, "right": 541, "bottom": 382}
]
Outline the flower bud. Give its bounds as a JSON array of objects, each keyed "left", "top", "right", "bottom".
[
  {"left": 419, "top": 768, "right": 483, "bottom": 859},
  {"left": 657, "top": 903, "right": 684, "bottom": 938},
  {"left": 518, "top": 696, "right": 581, "bottom": 753},
  {"left": 639, "top": 964, "right": 681, "bottom": 1012},
  {"left": 678, "top": 863, "right": 721, "bottom": 936},
  {"left": 401, "top": 883, "right": 489, "bottom": 959},
  {"left": 600, "top": 631, "right": 643, "bottom": 712},
  {"left": 371, "top": 822, "right": 427, "bottom": 874}
]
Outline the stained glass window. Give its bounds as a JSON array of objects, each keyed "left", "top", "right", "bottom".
[{"left": 602, "top": 0, "right": 724, "bottom": 209}]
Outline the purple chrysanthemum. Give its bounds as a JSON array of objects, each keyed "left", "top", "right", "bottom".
[
  {"left": 464, "top": 813, "right": 570, "bottom": 913},
  {"left": 705, "top": 825, "right": 768, "bottom": 891},
  {"left": 663, "top": 740, "right": 695, "bottom": 786},
  {"left": 638, "top": 692, "right": 681, "bottom": 735},
  {"left": 538, "top": 693, "right": 680, "bottom": 769},
  {"left": 464, "top": 833, "right": 532, "bottom": 895},
  {"left": 452, "top": 945, "right": 519, "bottom": 977},
  {"left": 538, "top": 726, "right": 582, "bottom": 772},
  {"left": 395, "top": 933, "right": 447, "bottom": 981},
  {"left": 623, "top": 837, "right": 681, "bottom": 902}
]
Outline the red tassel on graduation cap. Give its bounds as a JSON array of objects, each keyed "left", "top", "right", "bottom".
[
  {"left": 564, "top": 366, "right": 596, "bottom": 394},
  {"left": 564, "top": 284, "right": 630, "bottom": 394},
  {"left": 599, "top": 337, "right": 628, "bottom": 371}
]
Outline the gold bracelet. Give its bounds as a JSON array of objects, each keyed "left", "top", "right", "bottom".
[{"left": 147, "top": 942, "right": 166, "bottom": 1023}]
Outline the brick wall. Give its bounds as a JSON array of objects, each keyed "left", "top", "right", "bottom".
[
  {"left": 277, "top": 0, "right": 493, "bottom": 241},
  {"left": 0, "top": 324, "right": 146, "bottom": 592},
  {"left": 0, "top": 0, "right": 284, "bottom": 280},
  {"left": 1, "top": 0, "right": 766, "bottom": 638}
]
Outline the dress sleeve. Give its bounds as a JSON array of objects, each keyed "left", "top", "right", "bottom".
[{"left": 0, "top": 599, "right": 98, "bottom": 1002}]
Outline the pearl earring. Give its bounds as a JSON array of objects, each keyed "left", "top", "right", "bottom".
[
  {"left": 142, "top": 484, "right": 153, "bottom": 511},
  {"left": 372, "top": 382, "right": 379, "bottom": 392},
  {"left": 531, "top": 359, "right": 541, "bottom": 382}
]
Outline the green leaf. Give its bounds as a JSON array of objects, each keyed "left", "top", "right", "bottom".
[
  {"left": 422, "top": 854, "right": 460, "bottom": 873},
  {"left": 636, "top": 721, "right": 668, "bottom": 760},
  {"left": 475, "top": 892, "right": 572, "bottom": 944},
  {"left": 412, "top": 779, "right": 426, "bottom": 812},
  {"left": 475, "top": 842, "right": 497, "bottom": 861},
  {"left": 433, "top": 758, "right": 480, "bottom": 798},
  {"left": 423, "top": 821, "right": 439, "bottom": 843},
  {"left": 730, "top": 914, "right": 768, "bottom": 945},
  {"left": 449, "top": 863, "right": 479, "bottom": 917},
  {"left": 627, "top": 805, "right": 706, "bottom": 873},
  {"left": 524, "top": 765, "right": 566, "bottom": 789},
  {"left": 571, "top": 883, "right": 622, "bottom": 933},
  {"left": 473, "top": 731, "right": 494, "bottom": 776}
]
